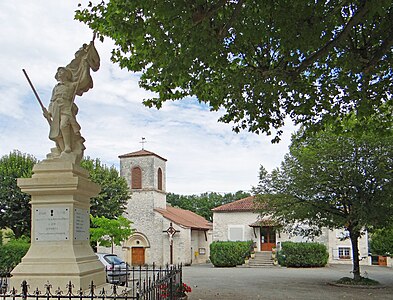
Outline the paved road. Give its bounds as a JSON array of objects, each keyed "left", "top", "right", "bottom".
[{"left": 182, "top": 264, "right": 393, "bottom": 300}]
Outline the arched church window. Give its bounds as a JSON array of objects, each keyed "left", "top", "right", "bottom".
[
  {"left": 157, "top": 168, "right": 163, "bottom": 190},
  {"left": 131, "top": 167, "right": 142, "bottom": 189}
]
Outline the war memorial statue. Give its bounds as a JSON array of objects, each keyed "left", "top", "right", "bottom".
[
  {"left": 12, "top": 39, "right": 106, "bottom": 291},
  {"left": 23, "top": 40, "right": 100, "bottom": 164}
]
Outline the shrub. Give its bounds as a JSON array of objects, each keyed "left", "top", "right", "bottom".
[
  {"left": 278, "top": 241, "right": 328, "bottom": 267},
  {"left": 0, "top": 238, "right": 30, "bottom": 276},
  {"left": 210, "top": 241, "right": 253, "bottom": 267}
]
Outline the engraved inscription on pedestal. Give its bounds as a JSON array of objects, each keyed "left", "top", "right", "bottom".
[
  {"left": 74, "top": 208, "right": 90, "bottom": 241},
  {"left": 34, "top": 207, "right": 70, "bottom": 241}
]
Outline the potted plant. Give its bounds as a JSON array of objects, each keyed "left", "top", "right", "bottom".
[
  {"left": 176, "top": 282, "right": 192, "bottom": 299},
  {"left": 271, "top": 247, "right": 277, "bottom": 259},
  {"left": 250, "top": 250, "right": 255, "bottom": 258}
]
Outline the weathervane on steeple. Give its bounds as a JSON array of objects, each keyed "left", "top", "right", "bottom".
[{"left": 140, "top": 137, "right": 147, "bottom": 150}]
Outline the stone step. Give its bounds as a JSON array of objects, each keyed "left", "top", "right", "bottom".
[
  {"left": 249, "top": 260, "right": 273, "bottom": 265},
  {"left": 246, "top": 251, "right": 275, "bottom": 267},
  {"left": 239, "top": 261, "right": 275, "bottom": 268},
  {"left": 250, "top": 259, "right": 273, "bottom": 264},
  {"left": 248, "top": 264, "right": 274, "bottom": 268}
]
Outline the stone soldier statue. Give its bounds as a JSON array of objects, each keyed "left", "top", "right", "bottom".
[{"left": 42, "top": 40, "right": 100, "bottom": 164}]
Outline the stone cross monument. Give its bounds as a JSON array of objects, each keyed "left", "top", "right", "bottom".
[{"left": 10, "top": 39, "right": 106, "bottom": 291}]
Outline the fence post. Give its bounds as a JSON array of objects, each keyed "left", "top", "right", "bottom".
[
  {"left": 21, "top": 281, "right": 28, "bottom": 300},
  {"left": 89, "top": 281, "right": 95, "bottom": 300},
  {"left": 169, "top": 266, "right": 173, "bottom": 300}
]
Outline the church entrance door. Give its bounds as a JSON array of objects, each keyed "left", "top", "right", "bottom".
[{"left": 132, "top": 247, "right": 145, "bottom": 266}]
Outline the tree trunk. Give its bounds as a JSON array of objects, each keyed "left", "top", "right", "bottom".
[{"left": 349, "top": 230, "right": 361, "bottom": 281}]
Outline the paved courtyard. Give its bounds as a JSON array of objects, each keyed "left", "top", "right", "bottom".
[{"left": 182, "top": 264, "right": 393, "bottom": 299}]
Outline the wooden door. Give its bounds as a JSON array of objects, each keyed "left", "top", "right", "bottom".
[
  {"left": 378, "top": 256, "right": 387, "bottom": 266},
  {"left": 260, "top": 227, "right": 276, "bottom": 251},
  {"left": 132, "top": 247, "right": 145, "bottom": 266}
]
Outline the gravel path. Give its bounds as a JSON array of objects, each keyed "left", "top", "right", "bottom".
[{"left": 182, "top": 264, "right": 393, "bottom": 300}]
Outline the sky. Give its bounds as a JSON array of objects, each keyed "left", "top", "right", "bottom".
[{"left": 0, "top": 0, "right": 296, "bottom": 195}]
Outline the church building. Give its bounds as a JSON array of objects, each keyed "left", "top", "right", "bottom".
[{"left": 108, "top": 149, "right": 212, "bottom": 266}]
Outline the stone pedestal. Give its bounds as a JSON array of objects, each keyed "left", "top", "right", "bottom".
[{"left": 10, "top": 160, "right": 106, "bottom": 291}]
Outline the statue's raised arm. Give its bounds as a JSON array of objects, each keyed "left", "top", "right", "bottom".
[{"left": 46, "top": 41, "right": 100, "bottom": 164}]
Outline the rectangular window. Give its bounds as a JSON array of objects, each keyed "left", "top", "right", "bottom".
[
  {"left": 228, "top": 225, "right": 244, "bottom": 241},
  {"left": 338, "top": 247, "right": 351, "bottom": 259}
]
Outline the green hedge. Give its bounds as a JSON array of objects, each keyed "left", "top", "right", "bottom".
[
  {"left": 278, "top": 241, "right": 329, "bottom": 267},
  {"left": 0, "top": 238, "right": 30, "bottom": 276},
  {"left": 210, "top": 241, "right": 253, "bottom": 267}
]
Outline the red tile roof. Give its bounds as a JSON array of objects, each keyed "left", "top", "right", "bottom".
[
  {"left": 249, "top": 218, "right": 277, "bottom": 227},
  {"left": 155, "top": 206, "right": 212, "bottom": 230},
  {"left": 118, "top": 149, "right": 167, "bottom": 161},
  {"left": 212, "top": 196, "right": 257, "bottom": 212}
]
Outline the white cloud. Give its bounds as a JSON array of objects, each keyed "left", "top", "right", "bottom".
[{"left": 0, "top": 0, "right": 296, "bottom": 195}]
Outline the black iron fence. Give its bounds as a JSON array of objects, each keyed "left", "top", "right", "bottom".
[{"left": 0, "top": 264, "right": 183, "bottom": 300}]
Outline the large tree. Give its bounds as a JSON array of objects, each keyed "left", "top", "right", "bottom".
[
  {"left": 0, "top": 151, "right": 36, "bottom": 238},
  {"left": 167, "top": 190, "right": 250, "bottom": 221},
  {"left": 76, "top": 1, "right": 392, "bottom": 141},
  {"left": 253, "top": 122, "right": 393, "bottom": 281},
  {"left": 81, "top": 157, "right": 129, "bottom": 219}
]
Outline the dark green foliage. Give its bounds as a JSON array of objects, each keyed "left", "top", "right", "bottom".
[
  {"left": 0, "top": 151, "right": 36, "bottom": 238},
  {"left": 76, "top": 1, "right": 392, "bottom": 142},
  {"left": 0, "top": 231, "right": 2, "bottom": 246},
  {"left": 167, "top": 191, "right": 251, "bottom": 222},
  {"left": 0, "top": 238, "right": 30, "bottom": 276},
  {"left": 370, "top": 228, "right": 393, "bottom": 256},
  {"left": 278, "top": 242, "right": 329, "bottom": 268},
  {"left": 210, "top": 241, "right": 253, "bottom": 267},
  {"left": 81, "top": 157, "right": 129, "bottom": 219}
]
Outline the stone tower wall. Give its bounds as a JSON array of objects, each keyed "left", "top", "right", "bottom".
[{"left": 119, "top": 153, "right": 167, "bottom": 265}]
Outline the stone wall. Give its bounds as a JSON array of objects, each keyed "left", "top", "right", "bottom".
[
  {"left": 213, "top": 211, "right": 260, "bottom": 246},
  {"left": 191, "top": 230, "right": 212, "bottom": 264},
  {"left": 120, "top": 154, "right": 167, "bottom": 209},
  {"left": 118, "top": 153, "right": 167, "bottom": 265},
  {"left": 327, "top": 228, "right": 369, "bottom": 265}
]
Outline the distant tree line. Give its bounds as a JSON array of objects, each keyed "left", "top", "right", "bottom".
[{"left": 166, "top": 190, "right": 251, "bottom": 222}]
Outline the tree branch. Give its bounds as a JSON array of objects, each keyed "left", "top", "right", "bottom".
[
  {"left": 295, "top": 0, "right": 372, "bottom": 74},
  {"left": 192, "top": 0, "right": 228, "bottom": 25},
  {"left": 218, "top": 0, "right": 244, "bottom": 37},
  {"left": 364, "top": 10, "right": 393, "bottom": 73}
]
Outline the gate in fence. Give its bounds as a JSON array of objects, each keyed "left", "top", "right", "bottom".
[{"left": 0, "top": 264, "right": 183, "bottom": 300}]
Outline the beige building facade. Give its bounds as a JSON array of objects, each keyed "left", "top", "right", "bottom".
[{"left": 213, "top": 196, "right": 370, "bottom": 265}]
